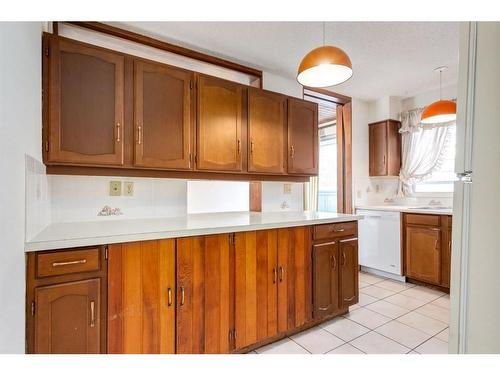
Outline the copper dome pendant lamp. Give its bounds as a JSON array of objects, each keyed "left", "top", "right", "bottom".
[
  {"left": 297, "top": 23, "right": 353, "bottom": 88},
  {"left": 421, "top": 66, "right": 457, "bottom": 125}
]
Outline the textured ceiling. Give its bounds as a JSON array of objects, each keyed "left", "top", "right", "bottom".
[{"left": 113, "top": 22, "right": 459, "bottom": 101}]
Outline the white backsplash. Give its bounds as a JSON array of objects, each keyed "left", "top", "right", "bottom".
[
  {"left": 49, "top": 175, "right": 187, "bottom": 223},
  {"left": 187, "top": 180, "right": 249, "bottom": 214},
  {"left": 261, "top": 182, "right": 304, "bottom": 212},
  {"left": 25, "top": 155, "right": 51, "bottom": 241}
]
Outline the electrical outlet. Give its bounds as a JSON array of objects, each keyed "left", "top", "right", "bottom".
[
  {"left": 283, "top": 183, "right": 292, "bottom": 194},
  {"left": 123, "top": 182, "right": 134, "bottom": 196},
  {"left": 109, "top": 181, "right": 122, "bottom": 196}
]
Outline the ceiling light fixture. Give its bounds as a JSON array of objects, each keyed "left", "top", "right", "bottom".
[
  {"left": 421, "top": 66, "right": 456, "bottom": 124},
  {"left": 297, "top": 22, "right": 353, "bottom": 88}
]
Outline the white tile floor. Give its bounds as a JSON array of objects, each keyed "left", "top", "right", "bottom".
[{"left": 252, "top": 271, "right": 450, "bottom": 354}]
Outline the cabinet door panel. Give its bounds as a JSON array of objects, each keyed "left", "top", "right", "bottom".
[
  {"left": 234, "top": 230, "right": 278, "bottom": 350},
  {"left": 134, "top": 60, "right": 193, "bottom": 169},
  {"left": 176, "top": 234, "right": 234, "bottom": 354},
  {"left": 248, "top": 89, "right": 287, "bottom": 174},
  {"left": 48, "top": 37, "right": 124, "bottom": 165},
  {"left": 369, "top": 122, "right": 387, "bottom": 176},
  {"left": 197, "top": 75, "right": 244, "bottom": 171},
  {"left": 442, "top": 228, "right": 452, "bottom": 288},
  {"left": 278, "top": 227, "right": 313, "bottom": 331},
  {"left": 35, "top": 278, "right": 100, "bottom": 354},
  {"left": 107, "top": 240, "right": 175, "bottom": 354},
  {"left": 313, "top": 242, "right": 339, "bottom": 319},
  {"left": 340, "top": 239, "right": 359, "bottom": 308},
  {"left": 405, "top": 226, "right": 441, "bottom": 285},
  {"left": 288, "top": 98, "right": 318, "bottom": 175}
]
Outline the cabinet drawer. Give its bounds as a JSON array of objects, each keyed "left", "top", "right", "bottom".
[
  {"left": 36, "top": 248, "right": 100, "bottom": 278},
  {"left": 313, "top": 222, "right": 357, "bottom": 241},
  {"left": 404, "top": 213, "right": 440, "bottom": 227}
]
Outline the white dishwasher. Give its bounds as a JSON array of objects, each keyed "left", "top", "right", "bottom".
[{"left": 357, "top": 209, "right": 403, "bottom": 280}]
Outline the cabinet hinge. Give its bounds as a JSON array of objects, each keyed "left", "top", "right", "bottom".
[
  {"left": 229, "top": 233, "right": 236, "bottom": 246},
  {"left": 189, "top": 153, "right": 192, "bottom": 168},
  {"left": 104, "top": 246, "right": 108, "bottom": 260},
  {"left": 190, "top": 80, "right": 193, "bottom": 90},
  {"left": 194, "top": 154, "right": 198, "bottom": 165},
  {"left": 44, "top": 46, "right": 49, "bottom": 57},
  {"left": 31, "top": 301, "right": 35, "bottom": 316}
]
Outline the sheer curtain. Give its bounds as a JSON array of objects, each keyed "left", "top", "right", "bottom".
[
  {"left": 397, "top": 108, "right": 453, "bottom": 196},
  {"left": 303, "top": 177, "right": 318, "bottom": 211}
]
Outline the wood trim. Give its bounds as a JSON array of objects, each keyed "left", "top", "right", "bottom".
[
  {"left": 61, "top": 22, "right": 263, "bottom": 82},
  {"left": 46, "top": 165, "right": 310, "bottom": 182},
  {"left": 249, "top": 181, "right": 262, "bottom": 212},
  {"left": 343, "top": 102, "right": 353, "bottom": 214},
  {"left": 303, "top": 87, "right": 351, "bottom": 105},
  {"left": 336, "top": 105, "right": 345, "bottom": 213}
]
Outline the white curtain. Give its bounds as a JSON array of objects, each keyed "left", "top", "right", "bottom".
[
  {"left": 397, "top": 108, "right": 453, "bottom": 196},
  {"left": 304, "top": 177, "right": 318, "bottom": 211}
]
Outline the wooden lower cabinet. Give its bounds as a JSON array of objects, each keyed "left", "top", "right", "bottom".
[
  {"left": 26, "top": 246, "right": 107, "bottom": 354},
  {"left": 312, "top": 241, "right": 340, "bottom": 318},
  {"left": 176, "top": 234, "right": 235, "bottom": 354},
  {"left": 403, "top": 213, "right": 452, "bottom": 288},
  {"left": 35, "top": 279, "right": 101, "bottom": 354},
  {"left": 107, "top": 240, "right": 176, "bottom": 354},
  {"left": 339, "top": 238, "right": 359, "bottom": 308}
]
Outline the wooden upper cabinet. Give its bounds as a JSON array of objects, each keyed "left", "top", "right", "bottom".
[
  {"left": 368, "top": 120, "right": 401, "bottom": 176},
  {"left": 287, "top": 98, "right": 318, "bottom": 175},
  {"left": 234, "top": 230, "right": 278, "bottom": 350},
  {"left": 35, "top": 278, "right": 101, "bottom": 354},
  {"left": 107, "top": 240, "right": 176, "bottom": 354},
  {"left": 312, "top": 241, "right": 340, "bottom": 319},
  {"left": 176, "top": 234, "right": 235, "bottom": 354},
  {"left": 339, "top": 238, "right": 359, "bottom": 308},
  {"left": 47, "top": 36, "right": 124, "bottom": 165},
  {"left": 405, "top": 226, "right": 442, "bottom": 285},
  {"left": 248, "top": 88, "right": 287, "bottom": 174},
  {"left": 133, "top": 60, "right": 193, "bottom": 170},
  {"left": 277, "top": 227, "right": 313, "bottom": 331},
  {"left": 196, "top": 75, "right": 245, "bottom": 172}
]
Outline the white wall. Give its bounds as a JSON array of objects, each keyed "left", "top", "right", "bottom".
[
  {"left": 262, "top": 71, "right": 303, "bottom": 98},
  {"left": 187, "top": 180, "right": 249, "bottom": 214},
  {"left": 261, "top": 182, "right": 304, "bottom": 212},
  {"left": 0, "top": 22, "right": 42, "bottom": 353}
]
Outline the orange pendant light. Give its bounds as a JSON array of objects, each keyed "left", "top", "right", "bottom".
[
  {"left": 421, "top": 67, "right": 456, "bottom": 124},
  {"left": 297, "top": 23, "right": 353, "bottom": 88}
]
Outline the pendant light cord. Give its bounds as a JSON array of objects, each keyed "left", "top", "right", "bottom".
[
  {"left": 323, "top": 22, "right": 325, "bottom": 46},
  {"left": 440, "top": 69, "right": 442, "bottom": 100}
]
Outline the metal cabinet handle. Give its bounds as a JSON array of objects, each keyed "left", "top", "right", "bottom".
[
  {"left": 434, "top": 239, "right": 439, "bottom": 250},
  {"left": 272, "top": 268, "right": 277, "bottom": 284},
  {"left": 290, "top": 145, "right": 295, "bottom": 158},
  {"left": 52, "top": 259, "right": 87, "bottom": 267},
  {"left": 167, "top": 288, "right": 172, "bottom": 307},
  {"left": 449, "top": 241, "right": 452, "bottom": 252},
  {"left": 341, "top": 252, "right": 346, "bottom": 266},
  {"left": 250, "top": 141, "right": 254, "bottom": 155},
  {"left": 335, "top": 228, "right": 345, "bottom": 232},
  {"left": 137, "top": 125, "right": 142, "bottom": 145},
  {"left": 90, "top": 300, "right": 95, "bottom": 327},
  {"left": 344, "top": 296, "right": 356, "bottom": 302},
  {"left": 116, "top": 122, "right": 121, "bottom": 142},
  {"left": 237, "top": 139, "right": 241, "bottom": 156},
  {"left": 180, "top": 287, "right": 185, "bottom": 306},
  {"left": 331, "top": 254, "right": 336, "bottom": 270},
  {"left": 279, "top": 266, "right": 284, "bottom": 282}
]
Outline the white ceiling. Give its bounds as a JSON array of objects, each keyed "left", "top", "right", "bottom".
[{"left": 113, "top": 22, "right": 459, "bottom": 101}]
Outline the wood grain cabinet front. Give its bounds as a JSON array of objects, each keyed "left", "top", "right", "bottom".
[
  {"left": 312, "top": 241, "right": 340, "bottom": 319},
  {"left": 287, "top": 98, "right": 318, "bottom": 175},
  {"left": 368, "top": 120, "right": 401, "bottom": 177},
  {"left": 248, "top": 88, "right": 287, "bottom": 174},
  {"left": 339, "top": 238, "right": 359, "bottom": 308},
  {"left": 196, "top": 75, "right": 245, "bottom": 172},
  {"left": 176, "top": 234, "right": 235, "bottom": 354},
  {"left": 107, "top": 240, "right": 176, "bottom": 354},
  {"left": 133, "top": 60, "right": 194, "bottom": 170},
  {"left": 45, "top": 35, "right": 125, "bottom": 166}
]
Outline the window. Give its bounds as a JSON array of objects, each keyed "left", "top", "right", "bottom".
[
  {"left": 318, "top": 124, "right": 337, "bottom": 211},
  {"left": 414, "top": 124, "right": 456, "bottom": 193}
]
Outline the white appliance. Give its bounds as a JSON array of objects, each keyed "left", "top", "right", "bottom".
[{"left": 357, "top": 209, "right": 403, "bottom": 280}]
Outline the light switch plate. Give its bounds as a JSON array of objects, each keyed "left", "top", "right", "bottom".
[
  {"left": 283, "top": 183, "right": 292, "bottom": 194},
  {"left": 109, "top": 181, "right": 122, "bottom": 196},
  {"left": 123, "top": 181, "right": 134, "bottom": 196}
]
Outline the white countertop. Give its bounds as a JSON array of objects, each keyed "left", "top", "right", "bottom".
[
  {"left": 355, "top": 205, "right": 453, "bottom": 216},
  {"left": 26, "top": 211, "right": 363, "bottom": 252}
]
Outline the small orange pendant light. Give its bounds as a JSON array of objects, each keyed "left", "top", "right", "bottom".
[
  {"left": 421, "top": 67, "right": 456, "bottom": 124},
  {"left": 297, "top": 23, "right": 353, "bottom": 88}
]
